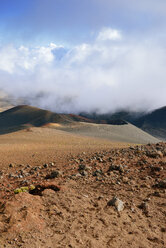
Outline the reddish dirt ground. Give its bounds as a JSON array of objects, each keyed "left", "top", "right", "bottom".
[
  {"left": 0, "top": 127, "right": 129, "bottom": 168},
  {"left": 0, "top": 135, "right": 165, "bottom": 247}
]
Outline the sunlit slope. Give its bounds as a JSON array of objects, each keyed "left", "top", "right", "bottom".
[{"left": 49, "top": 122, "right": 159, "bottom": 144}]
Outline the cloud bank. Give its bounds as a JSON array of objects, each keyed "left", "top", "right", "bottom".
[{"left": 0, "top": 27, "right": 166, "bottom": 113}]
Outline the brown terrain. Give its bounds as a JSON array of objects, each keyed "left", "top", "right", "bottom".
[{"left": 0, "top": 105, "right": 165, "bottom": 248}]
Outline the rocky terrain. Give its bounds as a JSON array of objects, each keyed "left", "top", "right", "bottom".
[{"left": 0, "top": 142, "right": 165, "bottom": 248}]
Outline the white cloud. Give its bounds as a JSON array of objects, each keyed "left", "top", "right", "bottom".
[
  {"left": 0, "top": 43, "right": 63, "bottom": 73},
  {"left": 0, "top": 46, "right": 17, "bottom": 73},
  {"left": 97, "top": 27, "right": 122, "bottom": 41},
  {"left": 0, "top": 28, "right": 166, "bottom": 113}
]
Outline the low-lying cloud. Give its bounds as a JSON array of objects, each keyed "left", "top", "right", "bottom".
[{"left": 0, "top": 27, "right": 166, "bottom": 113}]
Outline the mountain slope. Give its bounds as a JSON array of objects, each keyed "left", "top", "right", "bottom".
[
  {"left": 81, "top": 106, "right": 166, "bottom": 140},
  {"left": 0, "top": 105, "right": 160, "bottom": 144},
  {"left": 134, "top": 106, "right": 166, "bottom": 139},
  {"left": 54, "top": 121, "right": 159, "bottom": 144},
  {"left": 0, "top": 105, "right": 92, "bottom": 134}
]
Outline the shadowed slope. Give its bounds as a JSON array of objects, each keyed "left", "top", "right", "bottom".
[
  {"left": 0, "top": 105, "right": 92, "bottom": 134},
  {"left": 134, "top": 106, "right": 166, "bottom": 140}
]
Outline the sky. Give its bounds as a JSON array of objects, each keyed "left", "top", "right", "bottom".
[{"left": 0, "top": 0, "right": 166, "bottom": 113}]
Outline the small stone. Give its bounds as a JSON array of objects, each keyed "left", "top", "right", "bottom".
[
  {"left": 150, "top": 166, "right": 162, "bottom": 172},
  {"left": 156, "top": 151, "right": 163, "bottom": 158},
  {"left": 153, "top": 191, "right": 161, "bottom": 197},
  {"left": 97, "top": 157, "right": 103, "bottom": 162},
  {"left": 74, "top": 159, "right": 79, "bottom": 163},
  {"left": 108, "top": 165, "right": 124, "bottom": 173},
  {"left": 161, "top": 227, "right": 166, "bottom": 233},
  {"left": 107, "top": 196, "right": 125, "bottom": 212},
  {"left": 78, "top": 164, "right": 86, "bottom": 171},
  {"left": 158, "top": 180, "right": 166, "bottom": 189},
  {"left": 123, "top": 177, "right": 129, "bottom": 184},
  {"left": 43, "top": 164, "right": 48, "bottom": 168},
  {"left": 75, "top": 173, "right": 82, "bottom": 177},
  {"left": 138, "top": 202, "right": 149, "bottom": 214},
  {"left": 93, "top": 169, "right": 103, "bottom": 177},
  {"left": 9, "top": 163, "right": 14, "bottom": 168},
  {"left": 154, "top": 179, "right": 166, "bottom": 189},
  {"left": 8, "top": 173, "right": 14, "bottom": 178},
  {"left": 80, "top": 171, "right": 88, "bottom": 176},
  {"left": 50, "top": 162, "right": 54, "bottom": 166},
  {"left": 20, "top": 180, "right": 29, "bottom": 185},
  {"left": 45, "top": 170, "right": 59, "bottom": 179},
  {"left": 146, "top": 150, "right": 163, "bottom": 158},
  {"left": 131, "top": 207, "right": 135, "bottom": 213}
]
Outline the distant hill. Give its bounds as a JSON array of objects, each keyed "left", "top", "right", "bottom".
[
  {"left": 0, "top": 105, "right": 159, "bottom": 144},
  {"left": 81, "top": 106, "right": 166, "bottom": 140},
  {"left": 80, "top": 112, "right": 129, "bottom": 125},
  {"left": 133, "top": 106, "right": 166, "bottom": 140},
  {"left": 0, "top": 105, "right": 93, "bottom": 134}
]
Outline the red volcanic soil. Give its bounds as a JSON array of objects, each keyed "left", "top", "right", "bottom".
[{"left": 0, "top": 142, "right": 165, "bottom": 248}]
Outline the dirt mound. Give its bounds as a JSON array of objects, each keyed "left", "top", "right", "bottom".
[{"left": 0, "top": 143, "right": 165, "bottom": 247}]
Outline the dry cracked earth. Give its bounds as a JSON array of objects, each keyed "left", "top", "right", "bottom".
[{"left": 0, "top": 143, "right": 166, "bottom": 248}]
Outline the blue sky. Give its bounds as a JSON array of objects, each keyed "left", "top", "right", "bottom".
[
  {"left": 0, "top": 0, "right": 166, "bottom": 45},
  {"left": 0, "top": 0, "right": 166, "bottom": 113}
]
